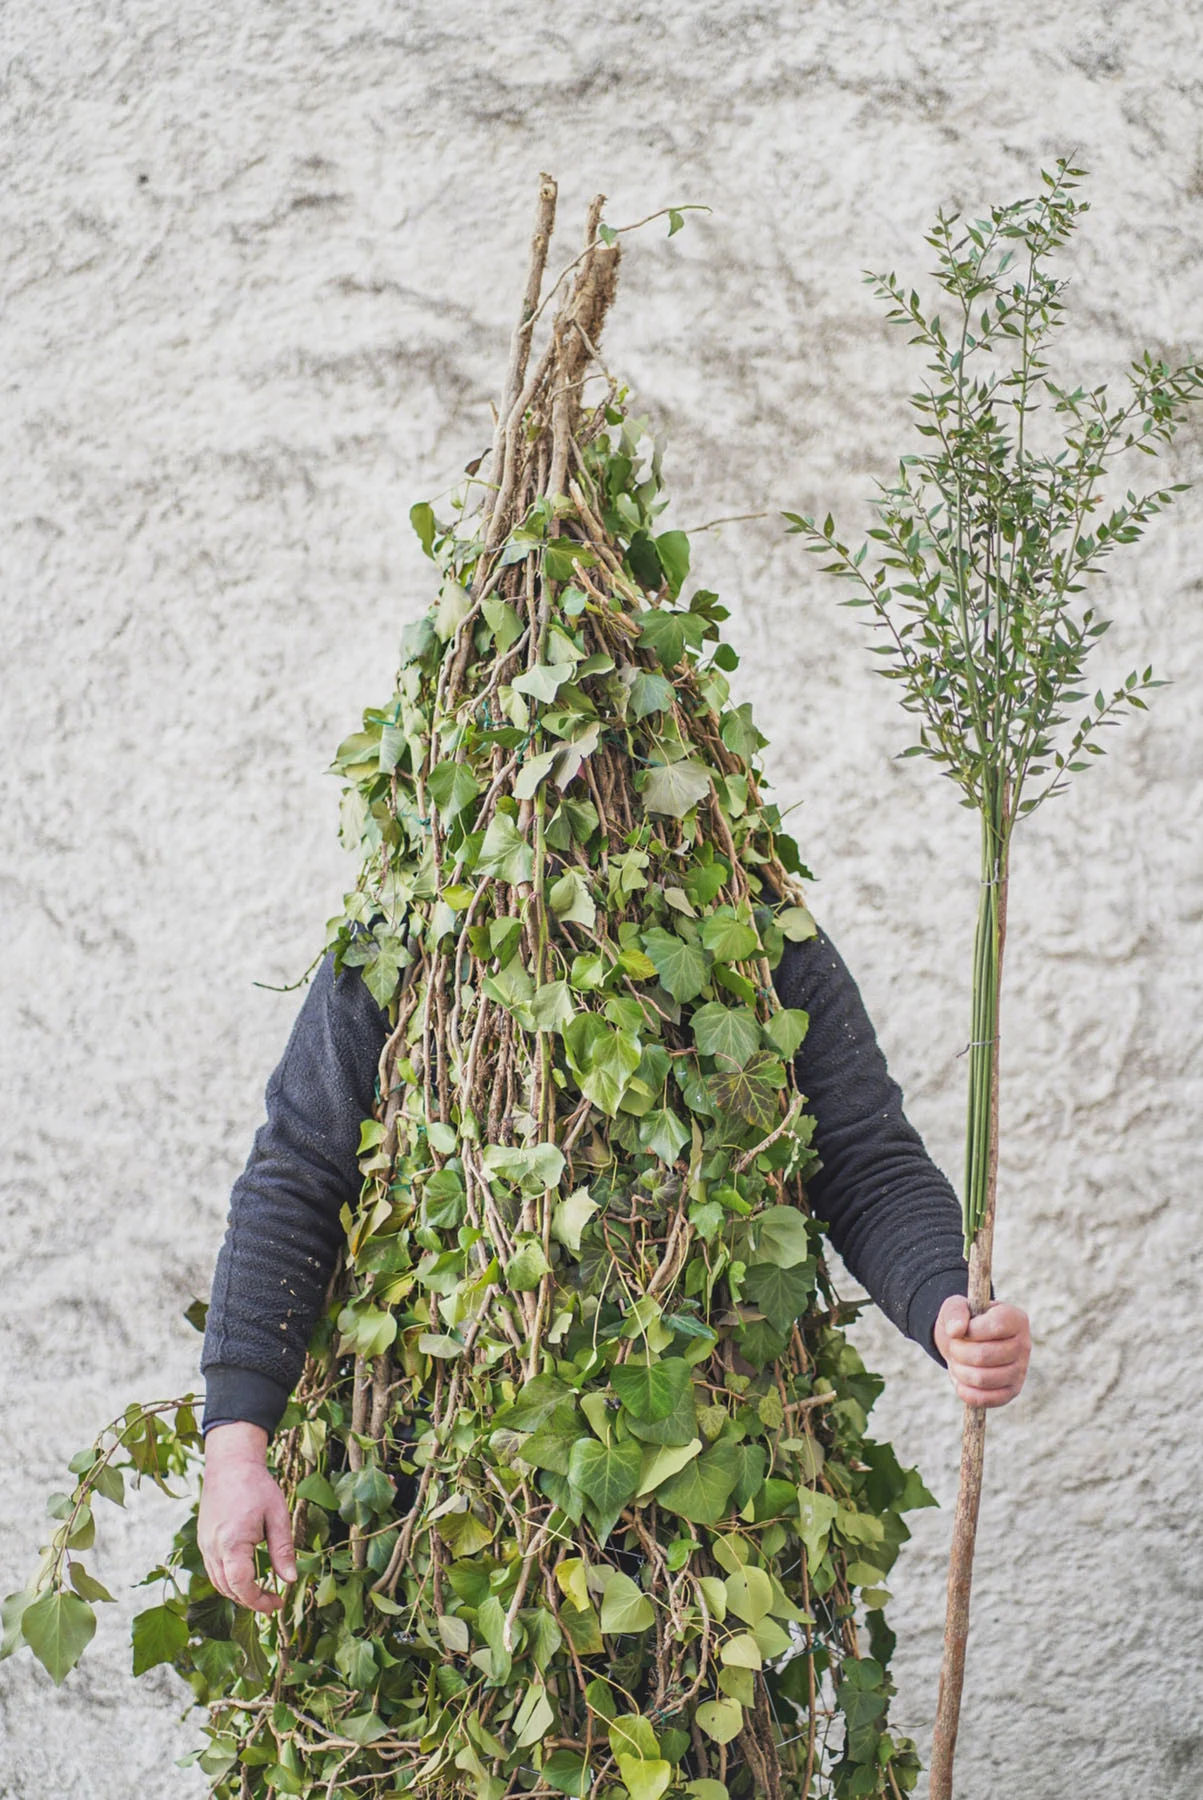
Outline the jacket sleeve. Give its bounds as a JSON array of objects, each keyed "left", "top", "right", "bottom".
[
  {"left": 200, "top": 953, "right": 390, "bottom": 1436},
  {"left": 771, "top": 922, "right": 970, "bottom": 1361}
]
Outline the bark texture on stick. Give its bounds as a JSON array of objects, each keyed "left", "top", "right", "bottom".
[{"left": 928, "top": 845, "right": 1010, "bottom": 1800}]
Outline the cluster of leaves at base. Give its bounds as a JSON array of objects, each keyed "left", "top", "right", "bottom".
[
  {"left": 4, "top": 394, "right": 931, "bottom": 1800},
  {"left": 1, "top": 1397, "right": 203, "bottom": 1682}
]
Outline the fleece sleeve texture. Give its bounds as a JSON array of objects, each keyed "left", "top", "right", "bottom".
[
  {"left": 772, "top": 924, "right": 970, "bottom": 1358},
  {"left": 200, "top": 953, "right": 389, "bottom": 1435},
  {"left": 202, "top": 923, "right": 969, "bottom": 1437}
]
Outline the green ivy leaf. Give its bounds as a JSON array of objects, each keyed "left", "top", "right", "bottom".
[
  {"left": 549, "top": 869, "right": 597, "bottom": 927},
  {"left": 68, "top": 1563, "right": 114, "bottom": 1605},
  {"left": 342, "top": 1711, "right": 393, "bottom": 1746},
  {"left": 706, "top": 1051, "right": 785, "bottom": 1130},
  {"left": 743, "top": 1258, "right": 817, "bottom": 1333},
  {"left": 763, "top": 1007, "right": 809, "bottom": 1058},
  {"left": 638, "top": 1105, "right": 691, "bottom": 1164},
  {"left": 636, "top": 1437, "right": 703, "bottom": 1496},
  {"left": 836, "top": 1656, "right": 889, "bottom": 1762},
  {"left": 627, "top": 667, "right": 676, "bottom": 720},
  {"left": 514, "top": 746, "right": 561, "bottom": 800},
  {"left": 798, "top": 1488, "right": 839, "bottom": 1564},
  {"left": 513, "top": 1679, "right": 556, "bottom": 1747},
  {"left": 690, "top": 1002, "right": 762, "bottom": 1068},
  {"left": 482, "top": 1139, "right": 566, "bottom": 1190},
  {"left": 552, "top": 720, "right": 602, "bottom": 789},
  {"left": 611, "top": 1357, "right": 692, "bottom": 1422},
  {"left": 544, "top": 540, "right": 597, "bottom": 583},
  {"left": 730, "top": 1441, "right": 769, "bottom": 1509},
  {"left": 720, "top": 702, "right": 769, "bottom": 760},
  {"left": 776, "top": 905, "right": 818, "bottom": 942},
  {"left": 20, "top": 1590, "right": 96, "bottom": 1685},
  {"left": 409, "top": 500, "right": 437, "bottom": 558},
  {"left": 685, "top": 859, "right": 729, "bottom": 906},
  {"left": 506, "top": 1239, "right": 552, "bottom": 1291},
  {"left": 720, "top": 1632, "right": 763, "bottom": 1670},
  {"left": 695, "top": 1697, "right": 744, "bottom": 1745},
  {"left": 131, "top": 1604, "right": 188, "bottom": 1677},
  {"left": 598, "top": 1569, "right": 655, "bottom": 1634},
  {"left": 517, "top": 1401, "right": 584, "bottom": 1476},
  {"left": 512, "top": 661, "right": 576, "bottom": 702},
  {"left": 564, "top": 1014, "right": 643, "bottom": 1116},
  {"left": 569, "top": 950, "right": 607, "bottom": 991},
  {"left": 543, "top": 1749, "right": 592, "bottom": 1797},
  {"left": 427, "top": 757, "right": 481, "bottom": 823},
  {"left": 296, "top": 1471, "right": 340, "bottom": 1509},
  {"left": 362, "top": 946, "right": 405, "bottom": 1011},
  {"left": 755, "top": 1205, "right": 814, "bottom": 1268},
  {"left": 337, "top": 1464, "right": 397, "bottom": 1525},
  {"left": 654, "top": 531, "right": 691, "bottom": 599},
  {"left": 568, "top": 1439, "right": 642, "bottom": 1542},
  {"left": 434, "top": 580, "right": 472, "bottom": 642},
  {"left": 640, "top": 759, "right": 712, "bottom": 819},
  {"left": 619, "top": 1758, "right": 673, "bottom": 1800},
  {"left": 609, "top": 1711, "right": 659, "bottom": 1759},
  {"left": 482, "top": 954, "right": 535, "bottom": 1023},
  {"left": 723, "top": 1564, "right": 773, "bottom": 1625},
  {"left": 733, "top": 1316, "right": 788, "bottom": 1369},
  {"left": 531, "top": 979, "right": 574, "bottom": 1032},
  {"left": 551, "top": 1186, "right": 599, "bottom": 1253},
  {"left": 482, "top": 596, "right": 524, "bottom": 652},
  {"left": 335, "top": 1634, "right": 378, "bottom": 1689},
  {"left": 700, "top": 910, "right": 760, "bottom": 963},
  {"left": 499, "top": 1375, "right": 574, "bottom": 1433},
  {"left": 654, "top": 1441, "right": 741, "bottom": 1525},
  {"left": 640, "top": 927, "right": 710, "bottom": 1001},
  {"left": 559, "top": 1599, "right": 605, "bottom": 1656},
  {"left": 625, "top": 1375, "right": 699, "bottom": 1448},
  {"left": 637, "top": 608, "right": 687, "bottom": 668},
  {"left": 92, "top": 1464, "right": 125, "bottom": 1507},
  {"left": 477, "top": 812, "right": 534, "bottom": 884},
  {"left": 337, "top": 1303, "right": 398, "bottom": 1358}
]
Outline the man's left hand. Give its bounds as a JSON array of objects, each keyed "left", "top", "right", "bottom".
[{"left": 934, "top": 1296, "right": 1031, "bottom": 1408}]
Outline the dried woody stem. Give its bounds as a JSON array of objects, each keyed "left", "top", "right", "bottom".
[{"left": 928, "top": 829, "right": 1011, "bottom": 1799}]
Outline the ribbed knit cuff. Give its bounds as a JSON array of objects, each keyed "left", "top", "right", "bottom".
[
  {"left": 906, "top": 1267, "right": 972, "bottom": 1366},
  {"left": 202, "top": 1365, "right": 292, "bottom": 1438}
]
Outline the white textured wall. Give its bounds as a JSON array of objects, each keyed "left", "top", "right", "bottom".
[{"left": 2, "top": 4, "right": 1201, "bottom": 1794}]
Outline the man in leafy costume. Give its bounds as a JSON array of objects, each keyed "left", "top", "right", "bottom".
[{"left": 186, "top": 185, "right": 1030, "bottom": 1799}]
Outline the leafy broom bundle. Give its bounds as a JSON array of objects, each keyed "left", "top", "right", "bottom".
[{"left": 4, "top": 179, "right": 932, "bottom": 1800}]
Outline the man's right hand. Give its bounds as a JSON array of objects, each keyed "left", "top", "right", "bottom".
[{"left": 198, "top": 1421, "right": 297, "bottom": 1613}]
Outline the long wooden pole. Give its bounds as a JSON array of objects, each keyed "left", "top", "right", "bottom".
[{"left": 928, "top": 816, "right": 1010, "bottom": 1799}]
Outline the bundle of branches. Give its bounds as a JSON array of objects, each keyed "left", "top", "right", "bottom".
[{"left": 5, "top": 180, "right": 931, "bottom": 1800}]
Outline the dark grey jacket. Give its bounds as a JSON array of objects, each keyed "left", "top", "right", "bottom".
[{"left": 201, "top": 925, "right": 970, "bottom": 1435}]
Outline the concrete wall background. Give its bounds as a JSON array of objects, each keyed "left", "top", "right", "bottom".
[{"left": 2, "top": 3, "right": 1201, "bottom": 1793}]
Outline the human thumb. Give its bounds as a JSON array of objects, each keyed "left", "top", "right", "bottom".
[
  {"left": 265, "top": 1490, "right": 298, "bottom": 1584},
  {"left": 941, "top": 1295, "right": 971, "bottom": 1340}
]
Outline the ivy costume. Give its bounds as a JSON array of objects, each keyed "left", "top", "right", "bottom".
[{"left": 201, "top": 925, "right": 969, "bottom": 1437}]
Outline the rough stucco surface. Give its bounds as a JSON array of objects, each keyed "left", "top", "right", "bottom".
[{"left": 2, "top": 3, "right": 1202, "bottom": 1793}]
